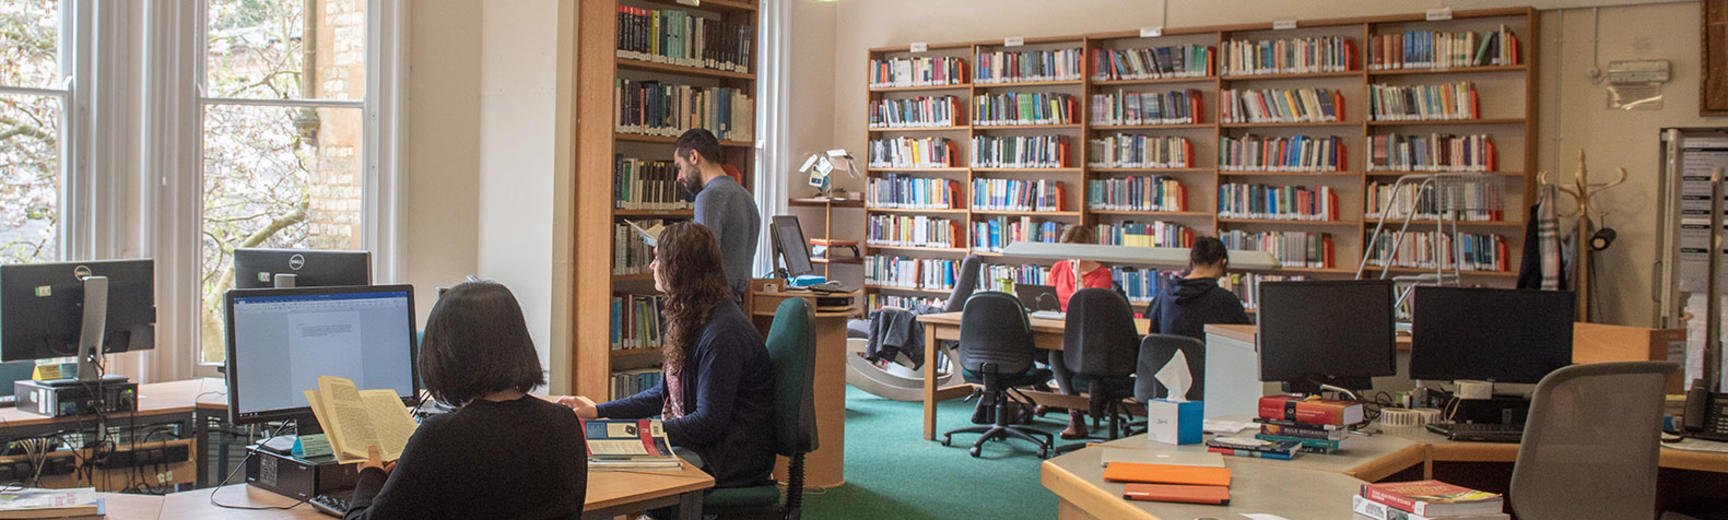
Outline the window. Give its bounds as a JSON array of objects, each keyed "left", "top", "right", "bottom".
[
  {"left": 199, "top": 0, "right": 369, "bottom": 363},
  {"left": 0, "top": 0, "right": 67, "bottom": 264}
]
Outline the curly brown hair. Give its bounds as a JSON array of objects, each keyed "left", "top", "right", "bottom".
[{"left": 654, "top": 222, "right": 733, "bottom": 373}]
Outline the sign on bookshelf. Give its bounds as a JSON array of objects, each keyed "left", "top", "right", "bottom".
[
  {"left": 1004, "top": 36, "right": 1024, "bottom": 47},
  {"left": 1425, "top": 8, "right": 1453, "bottom": 21},
  {"left": 910, "top": 42, "right": 928, "bottom": 53},
  {"left": 1140, "top": 26, "right": 1163, "bottom": 38},
  {"left": 1273, "top": 19, "right": 1298, "bottom": 30}
]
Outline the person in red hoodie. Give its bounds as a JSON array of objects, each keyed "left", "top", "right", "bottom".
[{"left": 1046, "top": 225, "right": 1114, "bottom": 438}]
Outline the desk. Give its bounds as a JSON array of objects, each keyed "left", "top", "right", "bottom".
[
  {"left": 1041, "top": 439, "right": 1364, "bottom": 520},
  {"left": 0, "top": 378, "right": 229, "bottom": 490},
  {"left": 748, "top": 288, "right": 861, "bottom": 488},
  {"left": 97, "top": 491, "right": 166, "bottom": 520},
  {"left": 1378, "top": 424, "right": 1728, "bottom": 475}
]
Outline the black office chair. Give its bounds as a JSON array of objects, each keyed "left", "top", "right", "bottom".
[
  {"left": 1127, "top": 334, "right": 1205, "bottom": 435},
  {"left": 1059, "top": 289, "right": 1141, "bottom": 443},
  {"left": 942, "top": 291, "right": 1055, "bottom": 458}
]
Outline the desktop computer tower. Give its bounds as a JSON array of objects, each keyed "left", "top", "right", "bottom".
[
  {"left": 244, "top": 446, "right": 359, "bottom": 500},
  {"left": 14, "top": 380, "right": 137, "bottom": 418}
]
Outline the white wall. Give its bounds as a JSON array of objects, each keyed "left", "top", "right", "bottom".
[{"left": 404, "top": 0, "right": 482, "bottom": 325}]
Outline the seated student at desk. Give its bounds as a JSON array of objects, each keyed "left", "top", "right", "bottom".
[
  {"left": 1143, "top": 236, "right": 1252, "bottom": 340},
  {"left": 1047, "top": 225, "right": 1114, "bottom": 439},
  {"left": 345, "top": 281, "right": 587, "bottom": 520},
  {"left": 561, "top": 222, "right": 776, "bottom": 490}
]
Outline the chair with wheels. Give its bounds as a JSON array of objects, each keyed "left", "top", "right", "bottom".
[
  {"left": 1509, "top": 361, "right": 1676, "bottom": 520},
  {"left": 704, "top": 298, "right": 818, "bottom": 519},
  {"left": 942, "top": 291, "right": 1055, "bottom": 458},
  {"left": 842, "top": 255, "right": 980, "bottom": 401},
  {"left": 1126, "top": 334, "right": 1206, "bottom": 435},
  {"left": 1056, "top": 289, "right": 1141, "bottom": 447}
]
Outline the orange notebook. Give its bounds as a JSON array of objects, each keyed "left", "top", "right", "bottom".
[
  {"left": 1102, "top": 462, "right": 1232, "bottom": 487},
  {"left": 1122, "top": 483, "right": 1231, "bottom": 505}
]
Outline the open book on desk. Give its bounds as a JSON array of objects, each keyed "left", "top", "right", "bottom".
[
  {"left": 582, "top": 418, "right": 681, "bottom": 470},
  {"left": 304, "top": 375, "right": 420, "bottom": 464}
]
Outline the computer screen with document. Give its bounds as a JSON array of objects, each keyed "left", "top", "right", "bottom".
[{"left": 225, "top": 285, "right": 419, "bottom": 425}]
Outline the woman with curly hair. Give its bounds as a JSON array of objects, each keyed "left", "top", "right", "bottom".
[{"left": 560, "top": 222, "right": 775, "bottom": 489}]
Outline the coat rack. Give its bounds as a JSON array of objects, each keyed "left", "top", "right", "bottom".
[{"left": 1537, "top": 150, "right": 1627, "bottom": 322}]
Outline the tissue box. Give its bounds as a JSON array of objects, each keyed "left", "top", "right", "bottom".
[{"left": 1145, "top": 399, "right": 1203, "bottom": 445}]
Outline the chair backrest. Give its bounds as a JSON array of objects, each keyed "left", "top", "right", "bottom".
[
  {"left": 958, "top": 291, "right": 1036, "bottom": 375},
  {"left": 1061, "top": 288, "right": 1140, "bottom": 378},
  {"left": 1510, "top": 361, "right": 1675, "bottom": 520},
  {"left": 1134, "top": 334, "right": 1206, "bottom": 402},
  {"left": 943, "top": 255, "right": 983, "bottom": 313},
  {"left": 764, "top": 298, "right": 818, "bottom": 457}
]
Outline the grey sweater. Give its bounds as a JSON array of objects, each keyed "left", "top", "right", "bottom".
[{"left": 693, "top": 175, "right": 760, "bottom": 297}]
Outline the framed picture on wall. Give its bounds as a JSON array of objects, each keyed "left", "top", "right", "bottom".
[{"left": 1706, "top": 0, "right": 1728, "bottom": 115}]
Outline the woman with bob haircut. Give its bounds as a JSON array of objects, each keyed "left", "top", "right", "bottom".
[{"left": 342, "top": 281, "right": 587, "bottom": 520}]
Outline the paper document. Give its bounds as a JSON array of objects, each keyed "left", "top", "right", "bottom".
[
  {"left": 305, "top": 375, "right": 419, "bottom": 464},
  {"left": 625, "top": 219, "right": 666, "bottom": 248}
]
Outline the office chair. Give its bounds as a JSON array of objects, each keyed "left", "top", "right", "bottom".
[
  {"left": 1058, "top": 289, "right": 1141, "bottom": 444},
  {"left": 943, "top": 254, "right": 982, "bottom": 312},
  {"left": 1509, "top": 361, "right": 1676, "bottom": 520},
  {"left": 704, "top": 298, "right": 818, "bottom": 520},
  {"left": 942, "top": 291, "right": 1055, "bottom": 458},
  {"left": 1127, "top": 334, "right": 1206, "bottom": 435}
]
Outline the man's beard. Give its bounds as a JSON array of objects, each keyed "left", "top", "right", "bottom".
[{"left": 679, "top": 173, "right": 703, "bottom": 199}]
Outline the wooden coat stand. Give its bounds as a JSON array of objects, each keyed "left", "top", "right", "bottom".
[{"left": 1537, "top": 150, "right": 1626, "bottom": 322}]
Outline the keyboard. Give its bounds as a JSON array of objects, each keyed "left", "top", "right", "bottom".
[
  {"left": 1426, "top": 421, "right": 1524, "bottom": 443},
  {"left": 309, "top": 490, "right": 353, "bottom": 518},
  {"left": 1029, "top": 310, "right": 1065, "bottom": 320}
]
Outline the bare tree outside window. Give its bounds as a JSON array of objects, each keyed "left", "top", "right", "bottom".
[{"left": 0, "top": 0, "right": 64, "bottom": 265}]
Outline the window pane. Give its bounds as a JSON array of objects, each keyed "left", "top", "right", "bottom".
[
  {"left": 200, "top": 104, "right": 364, "bottom": 363},
  {"left": 0, "top": 93, "right": 61, "bottom": 263},
  {"left": 0, "top": 0, "right": 60, "bottom": 88},
  {"left": 205, "top": 0, "right": 366, "bottom": 100}
]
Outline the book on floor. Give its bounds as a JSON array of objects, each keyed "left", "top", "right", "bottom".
[
  {"left": 582, "top": 418, "right": 681, "bottom": 470},
  {"left": 1358, "top": 480, "right": 1504, "bottom": 517},
  {"left": 304, "top": 375, "right": 420, "bottom": 464}
]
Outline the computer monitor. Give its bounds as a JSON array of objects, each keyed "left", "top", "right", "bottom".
[
  {"left": 770, "top": 215, "right": 815, "bottom": 278},
  {"left": 0, "top": 259, "right": 156, "bottom": 384},
  {"left": 233, "top": 248, "right": 371, "bottom": 289},
  {"left": 1410, "top": 286, "right": 1574, "bottom": 384},
  {"left": 1256, "top": 280, "right": 1396, "bottom": 394},
  {"left": 224, "top": 284, "right": 419, "bottom": 425}
]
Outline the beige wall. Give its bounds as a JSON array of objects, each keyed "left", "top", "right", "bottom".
[
  {"left": 404, "top": 0, "right": 483, "bottom": 325},
  {"left": 813, "top": 0, "right": 1715, "bottom": 326}
]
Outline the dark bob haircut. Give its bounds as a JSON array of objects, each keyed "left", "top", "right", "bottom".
[
  {"left": 1190, "top": 236, "right": 1230, "bottom": 268},
  {"left": 419, "top": 281, "right": 545, "bottom": 405}
]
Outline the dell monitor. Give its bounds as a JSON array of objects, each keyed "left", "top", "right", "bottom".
[
  {"left": 1257, "top": 280, "right": 1397, "bottom": 394},
  {"left": 224, "top": 284, "right": 419, "bottom": 425},
  {"left": 771, "top": 215, "right": 815, "bottom": 278},
  {"left": 233, "top": 248, "right": 371, "bottom": 289},
  {"left": 1410, "top": 286, "right": 1574, "bottom": 384},
  {"left": 0, "top": 259, "right": 156, "bottom": 384}
]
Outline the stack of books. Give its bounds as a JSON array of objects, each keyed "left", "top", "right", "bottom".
[
  {"left": 0, "top": 487, "right": 103, "bottom": 519},
  {"left": 1261, "top": 395, "right": 1362, "bottom": 453},
  {"left": 1352, "top": 480, "right": 1508, "bottom": 520}
]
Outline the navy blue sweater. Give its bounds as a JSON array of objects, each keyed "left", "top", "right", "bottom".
[
  {"left": 1144, "top": 277, "right": 1253, "bottom": 340},
  {"left": 595, "top": 301, "right": 774, "bottom": 488}
]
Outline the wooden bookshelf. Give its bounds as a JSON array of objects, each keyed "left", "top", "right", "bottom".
[{"left": 860, "top": 7, "right": 1539, "bottom": 311}]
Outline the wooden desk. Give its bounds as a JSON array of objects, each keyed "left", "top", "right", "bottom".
[
  {"left": 0, "top": 378, "right": 228, "bottom": 490},
  {"left": 1378, "top": 424, "right": 1728, "bottom": 475},
  {"left": 99, "top": 491, "right": 166, "bottom": 520},
  {"left": 1042, "top": 441, "right": 1365, "bottom": 520},
  {"left": 748, "top": 288, "right": 861, "bottom": 488}
]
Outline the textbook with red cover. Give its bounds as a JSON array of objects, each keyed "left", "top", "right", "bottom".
[
  {"left": 1358, "top": 480, "right": 1503, "bottom": 517},
  {"left": 1122, "top": 483, "right": 1230, "bottom": 505}
]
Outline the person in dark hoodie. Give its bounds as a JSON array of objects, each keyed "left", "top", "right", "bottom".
[{"left": 1144, "top": 237, "right": 1253, "bottom": 340}]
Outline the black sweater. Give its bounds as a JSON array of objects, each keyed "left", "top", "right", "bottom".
[
  {"left": 344, "top": 396, "right": 587, "bottom": 520},
  {"left": 595, "top": 301, "right": 775, "bottom": 488},
  {"left": 1144, "top": 276, "right": 1253, "bottom": 340}
]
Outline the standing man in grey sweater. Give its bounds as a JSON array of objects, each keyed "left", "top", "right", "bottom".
[{"left": 675, "top": 128, "right": 760, "bottom": 299}]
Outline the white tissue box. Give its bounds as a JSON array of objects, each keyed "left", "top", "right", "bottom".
[{"left": 1145, "top": 399, "right": 1203, "bottom": 445}]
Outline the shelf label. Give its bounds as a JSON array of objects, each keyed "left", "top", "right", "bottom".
[
  {"left": 1140, "top": 26, "right": 1163, "bottom": 38},
  {"left": 1273, "top": 19, "right": 1298, "bottom": 30},
  {"left": 1004, "top": 36, "right": 1025, "bottom": 47},
  {"left": 675, "top": 0, "right": 699, "bottom": 6},
  {"left": 909, "top": 42, "right": 928, "bottom": 53},
  {"left": 1426, "top": 8, "right": 1453, "bottom": 21}
]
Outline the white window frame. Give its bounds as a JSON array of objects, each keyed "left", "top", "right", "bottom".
[{"left": 0, "top": 0, "right": 85, "bottom": 262}]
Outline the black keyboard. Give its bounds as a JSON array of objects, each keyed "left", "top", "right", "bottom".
[
  {"left": 309, "top": 490, "right": 353, "bottom": 518},
  {"left": 1427, "top": 421, "right": 1524, "bottom": 442}
]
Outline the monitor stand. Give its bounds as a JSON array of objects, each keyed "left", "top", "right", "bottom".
[{"left": 37, "top": 275, "right": 131, "bottom": 388}]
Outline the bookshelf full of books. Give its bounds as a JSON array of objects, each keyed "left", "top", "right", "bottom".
[{"left": 862, "top": 8, "right": 1536, "bottom": 312}]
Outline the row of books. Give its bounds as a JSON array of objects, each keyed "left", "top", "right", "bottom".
[
  {"left": 613, "top": 156, "right": 689, "bottom": 211},
  {"left": 614, "top": 80, "right": 755, "bottom": 142},
  {"left": 613, "top": 221, "right": 656, "bottom": 275},
  {"left": 868, "top": 95, "right": 963, "bottom": 129},
  {"left": 1218, "top": 183, "right": 1340, "bottom": 221},
  {"left": 1088, "top": 134, "right": 1195, "bottom": 169},
  {"left": 1366, "top": 180, "right": 1505, "bottom": 221},
  {"left": 1090, "top": 89, "right": 1203, "bottom": 126},
  {"left": 614, "top": 6, "right": 751, "bottom": 74},
  {"left": 972, "top": 92, "right": 1079, "bottom": 126},
  {"left": 610, "top": 368, "right": 663, "bottom": 401},
  {"left": 970, "top": 178, "right": 1068, "bottom": 211},
  {"left": 972, "top": 216, "right": 1062, "bottom": 252},
  {"left": 981, "top": 263, "right": 1050, "bottom": 289},
  {"left": 1220, "top": 230, "right": 1336, "bottom": 268},
  {"left": 866, "top": 174, "right": 961, "bottom": 209},
  {"left": 1219, "top": 135, "right": 1347, "bottom": 172},
  {"left": 1366, "top": 230, "right": 1510, "bottom": 272},
  {"left": 868, "top": 137, "right": 959, "bottom": 168},
  {"left": 1368, "top": 26, "right": 1522, "bottom": 70},
  {"left": 869, "top": 56, "right": 968, "bottom": 88},
  {"left": 866, "top": 293, "right": 943, "bottom": 312},
  {"left": 1366, "top": 133, "right": 1496, "bottom": 172},
  {"left": 865, "top": 215, "right": 962, "bottom": 248},
  {"left": 1217, "top": 272, "right": 1308, "bottom": 310},
  {"left": 1096, "top": 221, "right": 1195, "bottom": 248},
  {"left": 974, "top": 48, "right": 1084, "bottom": 84},
  {"left": 1086, "top": 175, "right": 1188, "bottom": 212},
  {"left": 1369, "top": 82, "right": 1479, "bottom": 121},
  {"left": 1112, "top": 266, "right": 1179, "bottom": 304},
  {"left": 971, "top": 135, "right": 1072, "bottom": 169},
  {"left": 1090, "top": 45, "right": 1214, "bottom": 80},
  {"left": 1220, "top": 88, "right": 1347, "bottom": 124},
  {"left": 1219, "top": 36, "right": 1357, "bottom": 76},
  {"left": 865, "top": 255, "right": 957, "bottom": 291},
  {"left": 610, "top": 293, "right": 665, "bottom": 351},
  {"left": 1353, "top": 481, "right": 1507, "bottom": 519}
]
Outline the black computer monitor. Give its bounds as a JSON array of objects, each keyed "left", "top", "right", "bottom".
[
  {"left": 0, "top": 259, "right": 156, "bottom": 382},
  {"left": 1410, "top": 286, "right": 1574, "bottom": 384},
  {"left": 232, "top": 248, "right": 371, "bottom": 289},
  {"left": 1257, "top": 280, "right": 1396, "bottom": 393},
  {"left": 224, "top": 284, "right": 419, "bottom": 425},
  {"left": 770, "top": 215, "right": 814, "bottom": 278}
]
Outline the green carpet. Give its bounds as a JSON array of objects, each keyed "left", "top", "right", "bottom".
[{"left": 801, "top": 386, "right": 1064, "bottom": 520}]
